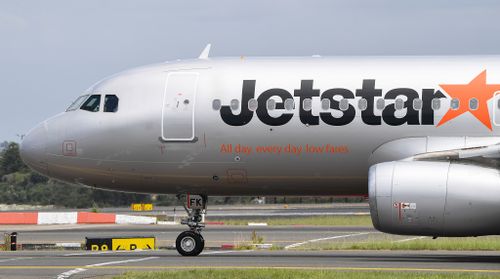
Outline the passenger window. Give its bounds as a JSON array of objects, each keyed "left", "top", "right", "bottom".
[
  {"left": 267, "top": 99, "right": 276, "bottom": 110},
  {"left": 358, "top": 98, "right": 367, "bottom": 111},
  {"left": 80, "top": 95, "right": 101, "bottom": 112},
  {"left": 230, "top": 99, "right": 239, "bottom": 110},
  {"left": 321, "top": 98, "right": 330, "bottom": 110},
  {"left": 248, "top": 98, "right": 258, "bottom": 111},
  {"left": 212, "top": 99, "right": 221, "bottom": 110},
  {"left": 66, "top": 95, "right": 89, "bottom": 111},
  {"left": 284, "top": 98, "right": 295, "bottom": 110},
  {"left": 413, "top": 99, "right": 422, "bottom": 110},
  {"left": 303, "top": 98, "right": 312, "bottom": 111},
  {"left": 432, "top": 98, "right": 441, "bottom": 110},
  {"left": 104, "top": 95, "right": 119, "bottom": 112},
  {"left": 469, "top": 98, "right": 478, "bottom": 110},
  {"left": 450, "top": 98, "right": 460, "bottom": 110},
  {"left": 394, "top": 98, "right": 404, "bottom": 110},
  {"left": 376, "top": 98, "right": 385, "bottom": 110},
  {"left": 339, "top": 99, "right": 349, "bottom": 111}
]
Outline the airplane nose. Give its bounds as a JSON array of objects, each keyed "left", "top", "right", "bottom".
[{"left": 20, "top": 122, "right": 48, "bottom": 173}]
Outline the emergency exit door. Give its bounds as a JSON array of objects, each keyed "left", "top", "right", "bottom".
[{"left": 161, "top": 72, "right": 199, "bottom": 141}]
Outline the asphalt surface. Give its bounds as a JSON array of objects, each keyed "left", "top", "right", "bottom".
[
  {"left": 0, "top": 250, "right": 500, "bottom": 279},
  {"left": 8, "top": 224, "right": 375, "bottom": 248},
  {"left": 0, "top": 225, "right": 498, "bottom": 278}
]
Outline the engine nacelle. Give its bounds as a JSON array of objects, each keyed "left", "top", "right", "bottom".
[{"left": 369, "top": 161, "right": 500, "bottom": 236}]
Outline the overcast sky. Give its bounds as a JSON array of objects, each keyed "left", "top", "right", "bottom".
[{"left": 2, "top": 0, "right": 500, "bottom": 141}]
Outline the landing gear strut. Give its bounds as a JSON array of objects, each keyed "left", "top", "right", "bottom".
[{"left": 175, "top": 194, "right": 207, "bottom": 256}]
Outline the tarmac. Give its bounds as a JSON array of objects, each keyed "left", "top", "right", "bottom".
[
  {"left": 0, "top": 249, "right": 500, "bottom": 278},
  {"left": 9, "top": 224, "right": 375, "bottom": 248},
  {"left": 0, "top": 224, "right": 498, "bottom": 278},
  {"left": 0, "top": 204, "right": 498, "bottom": 278}
]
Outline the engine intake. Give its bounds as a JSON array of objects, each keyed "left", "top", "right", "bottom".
[{"left": 369, "top": 161, "right": 500, "bottom": 236}]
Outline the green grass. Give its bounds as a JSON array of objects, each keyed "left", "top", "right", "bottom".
[
  {"left": 113, "top": 269, "right": 500, "bottom": 279},
  {"left": 294, "top": 235, "right": 500, "bottom": 251},
  {"left": 209, "top": 215, "right": 373, "bottom": 226}
]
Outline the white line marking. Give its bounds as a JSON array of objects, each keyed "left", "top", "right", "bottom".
[
  {"left": 392, "top": 236, "right": 426, "bottom": 243},
  {"left": 63, "top": 251, "right": 113, "bottom": 256},
  {"left": 56, "top": 256, "right": 158, "bottom": 279},
  {"left": 0, "top": 257, "right": 33, "bottom": 263},
  {"left": 86, "top": 257, "right": 158, "bottom": 267},
  {"left": 202, "top": 250, "right": 254, "bottom": 255},
  {"left": 63, "top": 249, "right": 155, "bottom": 256},
  {"left": 210, "top": 212, "right": 370, "bottom": 217},
  {"left": 56, "top": 267, "right": 86, "bottom": 279},
  {"left": 284, "top": 232, "right": 370, "bottom": 249}
]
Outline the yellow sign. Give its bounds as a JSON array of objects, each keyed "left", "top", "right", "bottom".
[
  {"left": 86, "top": 237, "right": 155, "bottom": 251},
  {"left": 112, "top": 237, "right": 155, "bottom": 250},
  {"left": 91, "top": 244, "right": 108, "bottom": 251},
  {"left": 131, "top": 203, "right": 153, "bottom": 211}
]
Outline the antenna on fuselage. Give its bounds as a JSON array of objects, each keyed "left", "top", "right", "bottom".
[{"left": 198, "top": 43, "right": 211, "bottom": 60}]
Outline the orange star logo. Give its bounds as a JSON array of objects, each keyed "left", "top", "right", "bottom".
[{"left": 437, "top": 70, "right": 500, "bottom": 131}]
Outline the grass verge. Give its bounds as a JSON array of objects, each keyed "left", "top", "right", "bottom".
[
  {"left": 113, "top": 269, "right": 500, "bottom": 279},
  {"left": 209, "top": 215, "right": 373, "bottom": 226},
  {"left": 294, "top": 235, "right": 500, "bottom": 251}
]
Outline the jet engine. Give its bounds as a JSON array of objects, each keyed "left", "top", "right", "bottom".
[{"left": 369, "top": 161, "right": 500, "bottom": 236}]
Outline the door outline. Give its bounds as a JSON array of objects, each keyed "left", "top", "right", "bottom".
[
  {"left": 161, "top": 72, "right": 199, "bottom": 142},
  {"left": 494, "top": 91, "right": 500, "bottom": 126}
]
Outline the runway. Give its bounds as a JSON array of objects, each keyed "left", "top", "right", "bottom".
[
  {"left": 0, "top": 225, "right": 499, "bottom": 278},
  {"left": 6, "top": 224, "right": 376, "bottom": 248},
  {"left": 0, "top": 250, "right": 499, "bottom": 278}
]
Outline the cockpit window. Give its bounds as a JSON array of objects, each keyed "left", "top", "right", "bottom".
[
  {"left": 104, "top": 95, "right": 119, "bottom": 112},
  {"left": 66, "top": 95, "right": 89, "bottom": 111},
  {"left": 80, "top": 94, "right": 101, "bottom": 112}
]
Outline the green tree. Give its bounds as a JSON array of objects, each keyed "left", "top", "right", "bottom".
[{"left": 0, "top": 142, "right": 27, "bottom": 176}]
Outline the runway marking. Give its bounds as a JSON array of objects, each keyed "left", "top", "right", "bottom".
[
  {"left": 284, "top": 232, "right": 370, "bottom": 249},
  {"left": 1, "top": 265, "right": 500, "bottom": 274},
  {"left": 63, "top": 251, "right": 113, "bottom": 256},
  {"left": 158, "top": 239, "right": 369, "bottom": 243},
  {"left": 55, "top": 256, "right": 158, "bottom": 279},
  {"left": 202, "top": 250, "right": 254, "bottom": 255},
  {"left": 63, "top": 249, "right": 153, "bottom": 256},
  {"left": 0, "top": 257, "right": 33, "bottom": 263},
  {"left": 209, "top": 212, "right": 370, "bottom": 217},
  {"left": 393, "top": 236, "right": 427, "bottom": 243}
]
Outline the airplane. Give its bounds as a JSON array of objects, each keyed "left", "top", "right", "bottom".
[{"left": 20, "top": 44, "right": 500, "bottom": 256}]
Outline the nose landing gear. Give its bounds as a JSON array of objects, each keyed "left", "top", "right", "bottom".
[{"left": 175, "top": 194, "right": 207, "bottom": 256}]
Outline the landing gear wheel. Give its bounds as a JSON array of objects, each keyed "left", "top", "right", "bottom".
[
  {"left": 176, "top": 231, "right": 204, "bottom": 256},
  {"left": 199, "top": 234, "right": 205, "bottom": 252},
  {"left": 174, "top": 194, "right": 207, "bottom": 256}
]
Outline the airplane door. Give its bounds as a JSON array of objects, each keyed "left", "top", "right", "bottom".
[
  {"left": 494, "top": 92, "right": 500, "bottom": 126},
  {"left": 161, "top": 72, "right": 199, "bottom": 141}
]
